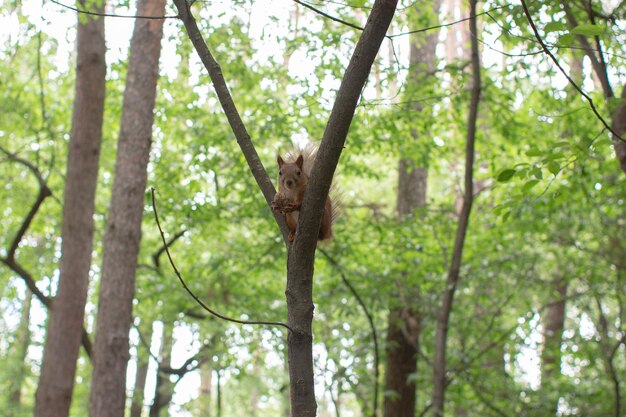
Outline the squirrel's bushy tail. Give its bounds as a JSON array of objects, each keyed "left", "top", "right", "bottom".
[{"left": 283, "top": 142, "right": 318, "bottom": 177}]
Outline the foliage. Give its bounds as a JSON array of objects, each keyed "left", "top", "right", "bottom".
[{"left": 0, "top": 0, "right": 625, "bottom": 416}]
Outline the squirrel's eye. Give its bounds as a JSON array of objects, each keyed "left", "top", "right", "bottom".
[
  {"left": 297, "top": 171, "right": 301, "bottom": 176},
  {"left": 279, "top": 170, "right": 282, "bottom": 176}
]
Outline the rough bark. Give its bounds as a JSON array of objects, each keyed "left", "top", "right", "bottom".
[
  {"left": 431, "top": 1, "right": 481, "bottom": 415},
  {"left": 88, "top": 1, "right": 165, "bottom": 416},
  {"left": 7, "top": 290, "right": 32, "bottom": 417},
  {"left": 33, "top": 2, "right": 106, "bottom": 416},
  {"left": 383, "top": 308, "right": 419, "bottom": 417}
]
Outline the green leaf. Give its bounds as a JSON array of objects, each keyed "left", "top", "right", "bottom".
[
  {"left": 547, "top": 161, "right": 560, "bottom": 175},
  {"left": 522, "top": 180, "right": 540, "bottom": 193},
  {"left": 526, "top": 148, "right": 543, "bottom": 157},
  {"left": 570, "top": 24, "right": 606, "bottom": 36},
  {"left": 497, "top": 169, "right": 516, "bottom": 182},
  {"left": 557, "top": 33, "right": 575, "bottom": 46},
  {"left": 544, "top": 21, "right": 566, "bottom": 33}
]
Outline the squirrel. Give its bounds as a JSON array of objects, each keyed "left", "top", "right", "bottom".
[{"left": 271, "top": 145, "right": 334, "bottom": 242}]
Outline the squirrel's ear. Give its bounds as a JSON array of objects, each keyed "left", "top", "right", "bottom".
[
  {"left": 277, "top": 155, "right": 284, "bottom": 167},
  {"left": 296, "top": 154, "right": 304, "bottom": 169}
]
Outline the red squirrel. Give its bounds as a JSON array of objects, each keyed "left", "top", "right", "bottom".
[{"left": 271, "top": 147, "right": 333, "bottom": 242}]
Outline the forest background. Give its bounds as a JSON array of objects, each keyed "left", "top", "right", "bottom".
[{"left": 1, "top": 0, "right": 625, "bottom": 416}]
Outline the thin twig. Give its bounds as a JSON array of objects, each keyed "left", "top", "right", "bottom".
[
  {"left": 293, "top": 0, "right": 364, "bottom": 31},
  {"left": 319, "top": 248, "right": 380, "bottom": 417},
  {"left": 0, "top": 147, "right": 93, "bottom": 358},
  {"left": 388, "top": 5, "right": 507, "bottom": 38},
  {"left": 48, "top": 0, "right": 178, "bottom": 19},
  {"left": 150, "top": 187, "right": 292, "bottom": 333}
]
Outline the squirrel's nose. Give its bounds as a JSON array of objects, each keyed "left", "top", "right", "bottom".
[{"left": 286, "top": 180, "right": 293, "bottom": 188}]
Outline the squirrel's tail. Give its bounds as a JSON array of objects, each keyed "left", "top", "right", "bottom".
[{"left": 283, "top": 142, "right": 318, "bottom": 177}]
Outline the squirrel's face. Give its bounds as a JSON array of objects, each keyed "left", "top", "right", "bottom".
[{"left": 277, "top": 154, "right": 308, "bottom": 197}]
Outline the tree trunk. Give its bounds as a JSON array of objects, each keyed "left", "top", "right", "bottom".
[
  {"left": 33, "top": 2, "right": 106, "bottom": 416},
  {"left": 611, "top": 85, "right": 626, "bottom": 174},
  {"left": 539, "top": 277, "right": 567, "bottom": 416},
  {"left": 150, "top": 321, "right": 175, "bottom": 417},
  {"left": 382, "top": 2, "right": 440, "bottom": 416},
  {"left": 283, "top": 2, "right": 398, "bottom": 416},
  {"left": 7, "top": 290, "right": 33, "bottom": 417},
  {"left": 382, "top": 308, "right": 419, "bottom": 417},
  {"left": 432, "top": 1, "right": 481, "bottom": 415},
  {"left": 198, "top": 361, "right": 213, "bottom": 417},
  {"left": 216, "top": 369, "right": 222, "bottom": 417},
  {"left": 88, "top": 1, "right": 165, "bottom": 416},
  {"left": 130, "top": 324, "right": 153, "bottom": 417}
]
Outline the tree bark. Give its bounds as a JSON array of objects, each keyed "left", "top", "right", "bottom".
[
  {"left": 431, "top": 1, "right": 481, "bottom": 415},
  {"left": 7, "top": 290, "right": 32, "bottom": 417},
  {"left": 383, "top": 308, "right": 419, "bottom": 417},
  {"left": 88, "top": 1, "right": 165, "bottom": 416},
  {"left": 539, "top": 277, "right": 567, "bottom": 416},
  {"left": 34, "top": 2, "right": 106, "bottom": 416}
]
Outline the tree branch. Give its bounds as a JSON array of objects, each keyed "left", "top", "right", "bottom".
[
  {"left": 295, "top": 0, "right": 398, "bottom": 254},
  {"left": 49, "top": 0, "right": 178, "bottom": 19},
  {"left": 520, "top": 0, "right": 622, "bottom": 142},
  {"left": 151, "top": 188, "right": 293, "bottom": 332},
  {"left": 0, "top": 147, "right": 93, "bottom": 358},
  {"left": 319, "top": 248, "right": 380, "bottom": 417},
  {"left": 152, "top": 229, "right": 186, "bottom": 270},
  {"left": 170, "top": 0, "right": 289, "bottom": 241}
]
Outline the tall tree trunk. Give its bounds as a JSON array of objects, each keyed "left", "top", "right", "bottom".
[
  {"left": 382, "top": 2, "right": 441, "bottom": 416},
  {"left": 150, "top": 321, "right": 175, "bottom": 417},
  {"left": 130, "top": 324, "right": 153, "bottom": 417},
  {"left": 382, "top": 308, "right": 420, "bottom": 417},
  {"left": 34, "top": 3, "right": 106, "bottom": 416},
  {"left": 216, "top": 369, "right": 222, "bottom": 417},
  {"left": 7, "top": 290, "right": 33, "bottom": 417},
  {"left": 432, "top": 1, "right": 481, "bottom": 415},
  {"left": 612, "top": 86, "right": 626, "bottom": 174},
  {"left": 539, "top": 277, "right": 567, "bottom": 416},
  {"left": 198, "top": 361, "right": 213, "bottom": 417},
  {"left": 88, "top": 1, "right": 165, "bottom": 416}
]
